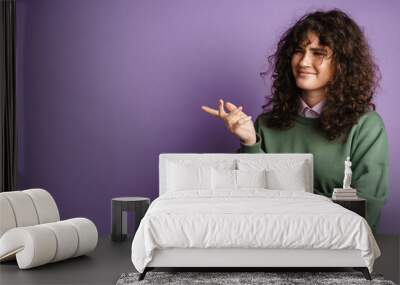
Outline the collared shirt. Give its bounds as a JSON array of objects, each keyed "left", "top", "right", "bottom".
[{"left": 298, "top": 97, "right": 325, "bottom": 118}]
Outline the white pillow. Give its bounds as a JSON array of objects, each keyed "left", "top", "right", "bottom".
[
  {"left": 236, "top": 169, "right": 268, "bottom": 188},
  {"left": 266, "top": 166, "right": 307, "bottom": 191},
  {"left": 166, "top": 162, "right": 212, "bottom": 191},
  {"left": 211, "top": 168, "right": 268, "bottom": 190},
  {"left": 237, "top": 159, "right": 309, "bottom": 192},
  {"left": 167, "top": 159, "right": 236, "bottom": 170},
  {"left": 212, "top": 168, "right": 237, "bottom": 190}
]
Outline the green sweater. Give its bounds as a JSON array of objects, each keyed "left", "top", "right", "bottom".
[{"left": 239, "top": 111, "right": 389, "bottom": 233}]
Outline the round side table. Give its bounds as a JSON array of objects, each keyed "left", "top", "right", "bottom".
[{"left": 111, "top": 197, "right": 150, "bottom": 242}]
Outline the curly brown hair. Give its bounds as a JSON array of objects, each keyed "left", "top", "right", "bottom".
[{"left": 261, "top": 9, "right": 381, "bottom": 142}]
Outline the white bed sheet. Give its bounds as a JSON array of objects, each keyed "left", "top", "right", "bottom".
[{"left": 131, "top": 189, "right": 380, "bottom": 273}]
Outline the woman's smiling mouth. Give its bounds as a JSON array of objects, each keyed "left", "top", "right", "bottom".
[{"left": 298, "top": 71, "right": 317, "bottom": 77}]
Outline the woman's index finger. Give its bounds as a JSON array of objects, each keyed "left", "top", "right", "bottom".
[{"left": 201, "top": 105, "right": 219, "bottom": 117}]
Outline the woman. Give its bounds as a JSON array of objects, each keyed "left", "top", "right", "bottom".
[{"left": 201, "top": 9, "right": 389, "bottom": 234}]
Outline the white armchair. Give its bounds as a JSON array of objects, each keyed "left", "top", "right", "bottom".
[{"left": 0, "top": 188, "right": 98, "bottom": 269}]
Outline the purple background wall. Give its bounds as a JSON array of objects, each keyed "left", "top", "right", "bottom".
[{"left": 16, "top": 0, "right": 399, "bottom": 234}]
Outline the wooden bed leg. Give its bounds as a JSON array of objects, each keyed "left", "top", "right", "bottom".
[
  {"left": 138, "top": 268, "right": 148, "bottom": 281},
  {"left": 361, "top": 267, "right": 372, "bottom": 280},
  {"left": 354, "top": 267, "right": 372, "bottom": 280}
]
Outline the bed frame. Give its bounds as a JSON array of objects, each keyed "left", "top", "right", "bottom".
[
  {"left": 138, "top": 153, "right": 372, "bottom": 281},
  {"left": 141, "top": 248, "right": 371, "bottom": 280}
]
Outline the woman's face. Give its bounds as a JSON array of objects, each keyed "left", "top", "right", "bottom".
[{"left": 291, "top": 32, "right": 335, "bottom": 94}]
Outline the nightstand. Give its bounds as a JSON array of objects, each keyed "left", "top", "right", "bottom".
[
  {"left": 111, "top": 197, "right": 150, "bottom": 242},
  {"left": 331, "top": 198, "right": 366, "bottom": 218}
]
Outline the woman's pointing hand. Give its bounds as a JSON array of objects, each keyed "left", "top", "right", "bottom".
[{"left": 201, "top": 99, "right": 257, "bottom": 145}]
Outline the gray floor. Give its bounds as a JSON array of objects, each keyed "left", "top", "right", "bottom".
[
  {"left": 0, "top": 236, "right": 133, "bottom": 285},
  {"left": 1, "top": 235, "right": 399, "bottom": 285}
]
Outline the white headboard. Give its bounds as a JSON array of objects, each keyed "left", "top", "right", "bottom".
[{"left": 159, "top": 153, "right": 314, "bottom": 195}]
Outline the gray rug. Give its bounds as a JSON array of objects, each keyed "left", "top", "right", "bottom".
[{"left": 116, "top": 271, "right": 397, "bottom": 285}]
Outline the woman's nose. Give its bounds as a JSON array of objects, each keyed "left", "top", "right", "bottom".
[{"left": 299, "top": 51, "right": 313, "bottom": 67}]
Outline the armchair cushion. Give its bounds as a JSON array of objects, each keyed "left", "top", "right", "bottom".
[
  {"left": 0, "top": 218, "right": 97, "bottom": 269},
  {"left": 0, "top": 189, "right": 97, "bottom": 269}
]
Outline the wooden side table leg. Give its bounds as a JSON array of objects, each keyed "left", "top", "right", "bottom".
[
  {"left": 112, "top": 201, "right": 123, "bottom": 241},
  {"left": 122, "top": 210, "right": 127, "bottom": 238}
]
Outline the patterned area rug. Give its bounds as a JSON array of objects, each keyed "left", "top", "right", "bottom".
[{"left": 116, "top": 271, "right": 396, "bottom": 285}]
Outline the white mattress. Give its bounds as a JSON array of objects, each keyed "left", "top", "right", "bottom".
[{"left": 131, "top": 189, "right": 380, "bottom": 273}]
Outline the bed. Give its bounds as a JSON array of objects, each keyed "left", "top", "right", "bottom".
[{"left": 131, "top": 153, "right": 380, "bottom": 281}]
